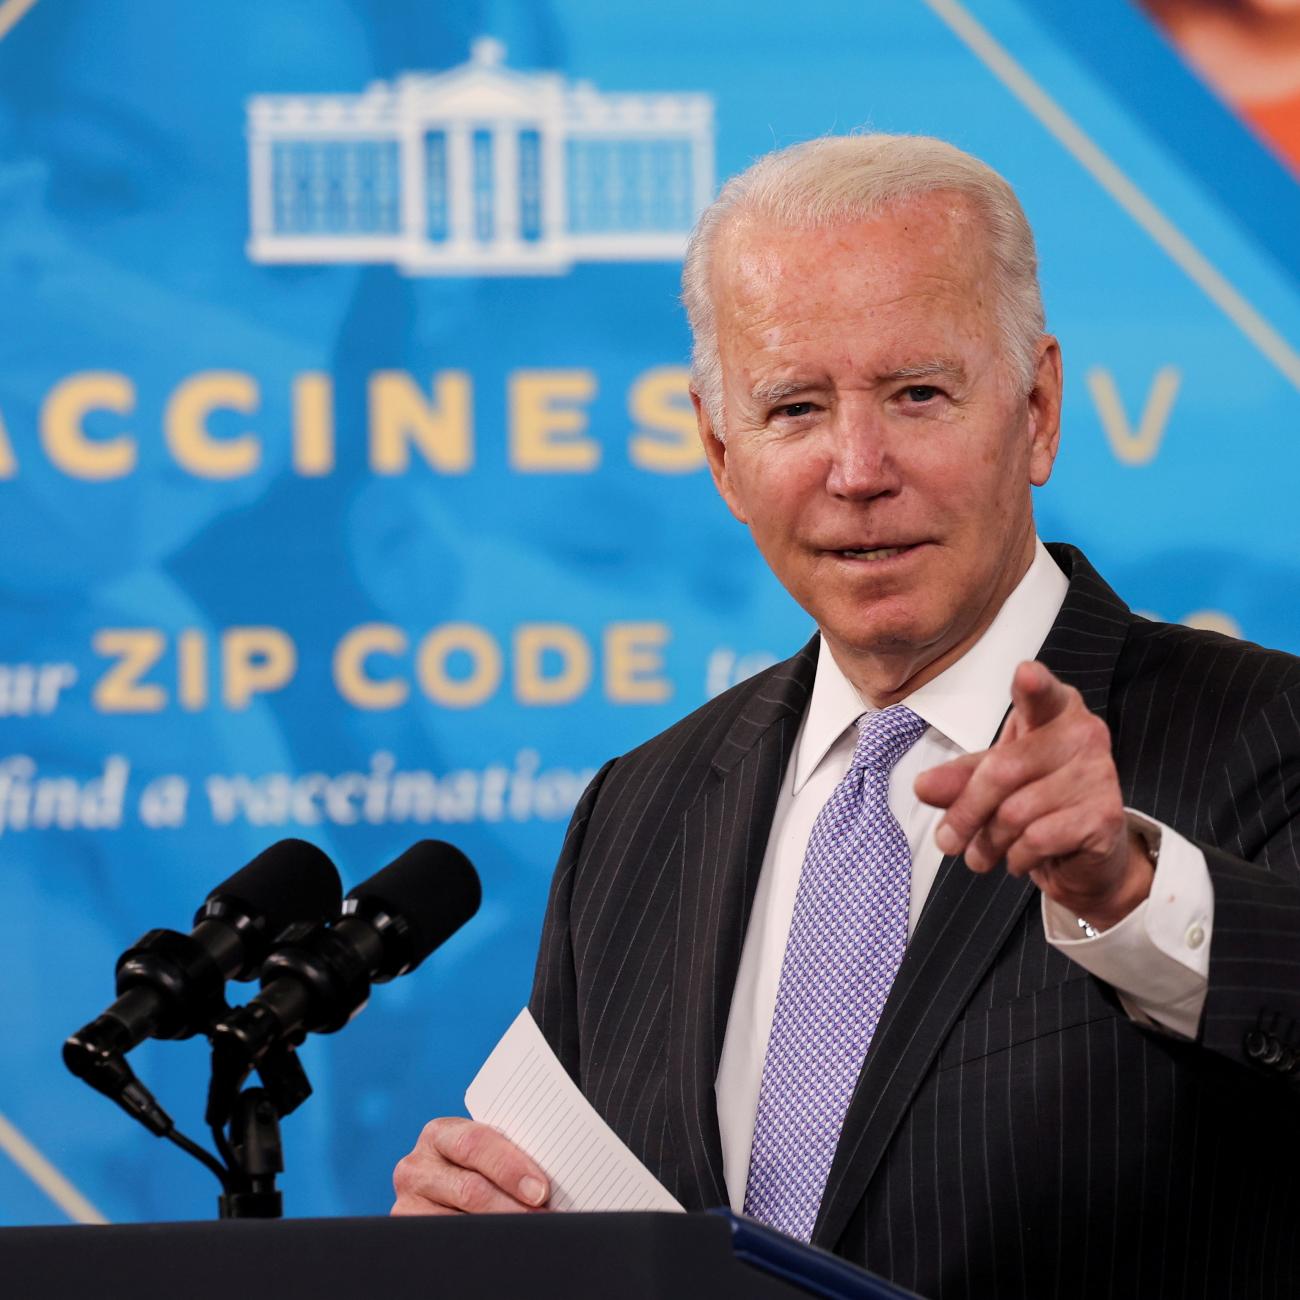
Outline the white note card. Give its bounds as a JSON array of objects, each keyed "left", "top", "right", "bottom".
[{"left": 465, "top": 1007, "right": 684, "bottom": 1213}]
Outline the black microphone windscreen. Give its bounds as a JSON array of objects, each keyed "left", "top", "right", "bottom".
[
  {"left": 200, "top": 838, "right": 342, "bottom": 938},
  {"left": 346, "top": 839, "right": 481, "bottom": 968}
]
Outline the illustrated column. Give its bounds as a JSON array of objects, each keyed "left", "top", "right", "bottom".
[
  {"left": 400, "top": 121, "right": 427, "bottom": 254},
  {"left": 493, "top": 120, "right": 520, "bottom": 252},
  {"left": 447, "top": 123, "right": 474, "bottom": 253}
]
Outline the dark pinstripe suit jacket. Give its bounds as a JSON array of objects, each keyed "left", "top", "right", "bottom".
[{"left": 530, "top": 545, "right": 1300, "bottom": 1298}]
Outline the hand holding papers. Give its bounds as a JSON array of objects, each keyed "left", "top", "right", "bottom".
[{"left": 466, "top": 1009, "right": 684, "bottom": 1213}]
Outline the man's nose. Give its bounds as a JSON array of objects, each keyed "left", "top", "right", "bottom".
[{"left": 823, "top": 401, "right": 899, "bottom": 499}]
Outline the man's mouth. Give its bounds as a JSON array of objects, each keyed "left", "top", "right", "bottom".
[{"left": 831, "top": 543, "right": 922, "bottom": 562}]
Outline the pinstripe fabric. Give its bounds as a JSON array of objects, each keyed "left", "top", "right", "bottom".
[{"left": 530, "top": 545, "right": 1300, "bottom": 1298}]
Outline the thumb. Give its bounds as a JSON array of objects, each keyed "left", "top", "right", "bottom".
[{"left": 914, "top": 751, "right": 981, "bottom": 809}]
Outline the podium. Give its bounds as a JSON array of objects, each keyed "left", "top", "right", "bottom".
[{"left": 0, "top": 1211, "right": 917, "bottom": 1299}]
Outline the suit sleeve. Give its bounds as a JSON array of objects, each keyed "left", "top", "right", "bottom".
[
  {"left": 1196, "top": 685, "right": 1300, "bottom": 1083},
  {"left": 1048, "top": 680, "right": 1300, "bottom": 1083},
  {"left": 528, "top": 757, "right": 617, "bottom": 1085}
]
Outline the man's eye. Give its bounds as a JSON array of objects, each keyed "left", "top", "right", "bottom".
[
  {"left": 903, "top": 385, "right": 940, "bottom": 403},
  {"left": 774, "top": 402, "right": 815, "bottom": 418}
]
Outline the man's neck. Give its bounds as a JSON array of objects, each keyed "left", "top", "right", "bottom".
[{"left": 825, "top": 537, "right": 1038, "bottom": 707}]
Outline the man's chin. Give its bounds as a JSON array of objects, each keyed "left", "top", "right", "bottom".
[{"left": 819, "top": 616, "right": 943, "bottom": 664}]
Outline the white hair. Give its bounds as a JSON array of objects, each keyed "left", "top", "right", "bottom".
[{"left": 680, "top": 134, "right": 1046, "bottom": 434}]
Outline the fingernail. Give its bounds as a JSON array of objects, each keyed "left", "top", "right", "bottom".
[
  {"left": 936, "top": 824, "right": 960, "bottom": 854},
  {"left": 520, "top": 1175, "right": 547, "bottom": 1206}
]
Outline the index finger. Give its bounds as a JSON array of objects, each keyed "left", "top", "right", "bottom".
[
  {"left": 431, "top": 1118, "right": 550, "bottom": 1208},
  {"left": 1011, "top": 660, "right": 1073, "bottom": 731}
]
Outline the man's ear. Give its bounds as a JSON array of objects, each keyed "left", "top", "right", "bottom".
[
  {"left": 1026, "top": 334, "right": 1063, "bottom": 488},
  {"left": 692, "top": 389, "right": 750, "bottom": 524}
]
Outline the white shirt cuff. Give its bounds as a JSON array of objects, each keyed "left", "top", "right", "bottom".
[{"left": 1041, "top": 809, "right": 1212, "bottom": 1039}]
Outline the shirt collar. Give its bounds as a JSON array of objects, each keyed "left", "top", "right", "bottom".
[{"left": 791, "top": 539, "right": 1070, "bottom": 792}]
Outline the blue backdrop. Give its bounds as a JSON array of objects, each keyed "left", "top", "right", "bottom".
[{"left": 2, "top": 0, "right": 1298, "bottom": 1225}]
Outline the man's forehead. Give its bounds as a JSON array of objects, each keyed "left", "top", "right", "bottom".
[
  {"left": 714, "top": 192, "right": 988, "bottom": 294},
  {"left": 706, "top": 193, "right": 1004, "bottom": 387}
]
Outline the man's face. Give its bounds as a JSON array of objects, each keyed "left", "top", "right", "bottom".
[{"left": 697, "top": 192, "right": 1062, "bottom": 699}]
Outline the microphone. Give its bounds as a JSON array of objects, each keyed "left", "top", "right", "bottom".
[
  {"left": 63, "top": 839, "right": 343, "bottom": 1121},
  {"left": 209, "top": 840, "right": 481, "bottom": 1073}
]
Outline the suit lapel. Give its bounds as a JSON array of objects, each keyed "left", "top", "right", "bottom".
[
  {"left": 665, "top": 638, "right": 818, "bottom": 1209},
  {"left": 813, "top": 544, "right": 1136, "bottom": 1248}
]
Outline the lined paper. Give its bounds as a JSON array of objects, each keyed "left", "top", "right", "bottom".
[{"left": 466, "top": 1007, "right": 684, "bottom": 1213}]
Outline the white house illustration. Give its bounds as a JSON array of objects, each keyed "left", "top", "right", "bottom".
[{"left": 246, "top": 37, "right": 715, "bottom": 276}]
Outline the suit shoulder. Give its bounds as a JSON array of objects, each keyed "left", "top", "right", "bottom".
[
  {"left": 602, "top": 643, "right": 815, "bottom": 784},
  {"left": 1117, "top": 616, "right": 1300, "bottom": 716}
]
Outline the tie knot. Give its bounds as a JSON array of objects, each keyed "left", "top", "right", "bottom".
[{"left": 851, "top": 705, "right": 927, "bottom": 775}]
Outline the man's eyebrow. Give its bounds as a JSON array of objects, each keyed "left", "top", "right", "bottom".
[
  {"left": 749, "top": 379, "right": 821, "bottom": 405},
  {"left": 750, "top": 361, "right": 967, "bottom": 405},
  {"left": 878, "top": 359, "right": 967, "bottom": 383}
]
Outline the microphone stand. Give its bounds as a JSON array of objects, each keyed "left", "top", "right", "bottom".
[
  {"left": 65, "top": 1024, "right": 314, "bottom": 1219},
  {"left": 212, "top": 1088, "right": 283, "bottom": 1219},
  {"left": 206, "top": 1037, "right": 313, "bottom": 1220}
]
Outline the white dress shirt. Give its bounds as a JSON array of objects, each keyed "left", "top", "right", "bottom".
[{"left": 715, "top": 540, "right": 1216, "bottom": 1211}]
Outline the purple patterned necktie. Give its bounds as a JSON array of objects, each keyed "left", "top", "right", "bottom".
[{"left": 743, "top": 704, "right": 928, "bottom": 1242}]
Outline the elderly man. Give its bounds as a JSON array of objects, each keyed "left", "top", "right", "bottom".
[{"left": 393, "top": 135, "right": 1300, "bottom": 1298}]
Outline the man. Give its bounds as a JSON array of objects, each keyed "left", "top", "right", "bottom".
[{"left": 392, "top": 135, "right": 1300, "bottom": 1297}]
